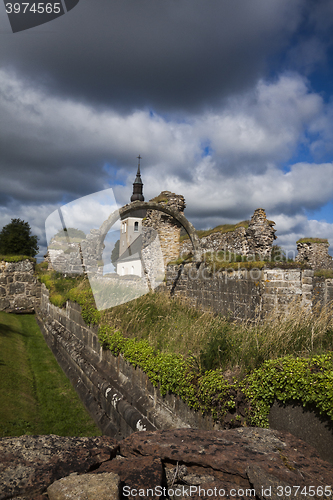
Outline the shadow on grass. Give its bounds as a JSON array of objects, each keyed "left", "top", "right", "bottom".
[{"left": 0, "top": 321, "right": 29, "bottom": 338}]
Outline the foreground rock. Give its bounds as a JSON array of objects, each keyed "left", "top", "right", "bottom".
[
  {"left": 47, "top": 472, "right": 120, "bottom": 500},
  {"left": 0, "top": 434, "right": 118, "bottom": 500},
  {"left": 1, "top": 428, "right": 333, "bottom": 500},
  {"left": 119, "top": 428, "right": 333, "bottom": 499}
]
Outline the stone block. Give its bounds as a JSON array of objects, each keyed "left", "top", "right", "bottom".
[
  {"left": 263, "top": 280, "right": 286, "bottom": 288},
  {"left": 302, "top": 293, "right": 313, "bottom": 301},
  {"left": 264, "top": 270, "right": 284, "bottom": 280},
  {"left": 16, "top": 272, "right": 34, "bottom": 282},
  {"left": 302, "top": 284, "right": 313, "bottom": 293},
  {"left": 303, "top": 269, "right": 314, "bottom": 277},
  {"left": 0, "top": 286, "right": 6, "bottom": 296},
  {"left": 302, "top": 277, "right": 313, "bottom": 285},
  {"left": 9, "top": 282, "right": 25, "bottom": 294},
  {"left": 47, "top": 472, "right": 120, "bottom": 500},
  {"left": 0, "top": 297, "right": 10, "bottom": 310},
  {"left": 284, "top": 270, "right": 301, "bottom": 281},
  {"left": 94, "top": 456, "right": 163, "bottom": 500}
]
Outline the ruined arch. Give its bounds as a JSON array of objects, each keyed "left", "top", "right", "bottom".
[{"left": 98, "top": 200, "right": 202, "bottom": 262}]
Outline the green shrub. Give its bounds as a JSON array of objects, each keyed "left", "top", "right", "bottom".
[
  {"left": 297, "top": 238, "right": 328, "bottom": 244},
  {"left": 200, "top": 323, "right": 235, "bottom": 371},
  {"left": 242, "top": 353, "right": 333, "bottom": 427},
  {"left": 0, "top": 255, "right": 36, "bottom": 263},
  {"left": 315, "top": 269, "right": 333, "bottom": 279}
]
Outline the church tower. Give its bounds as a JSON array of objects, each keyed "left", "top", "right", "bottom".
[{"left": 116, "top": 156, "right": 145, "bottom": 276}]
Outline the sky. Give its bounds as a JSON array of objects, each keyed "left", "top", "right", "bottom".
[{"left": 1, "top": 0, "right": 333, "bottom": 261}]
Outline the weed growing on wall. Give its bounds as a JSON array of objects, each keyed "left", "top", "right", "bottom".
[
  {"left": 0, "top": 255, "right": 36, "bottom": 263},
  {"left": 242, "top": 354, "right": 333, "bottom": 427},
  {"left": 36, "top": 264, "right": 101, "bottom": 324},
  {"left": 98, "top": 324, "right": 235, "bottom": 420}
]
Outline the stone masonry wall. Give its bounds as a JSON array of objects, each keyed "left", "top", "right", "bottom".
[
  {"left": 143, "top": 191, "right": 185, "bottom": 266},
  {"left": 0, "top": 259, "right": 41, "bottom": 313},
  {"left": 181, "top": 208, "right": 276, "bottom": 259},
  {"left": 36, "top": 284, "right": 222, "bottom": 439},
  {"left": 313, "top": 276, "right": 333, "bottom": 307},
  {"left": 166, "top": 263, "right": 314, "bottom": 319},
  {"left": 296, "top": 240, "right": 333, "bottom": 271}
]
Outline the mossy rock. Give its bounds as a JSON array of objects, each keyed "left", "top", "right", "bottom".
[
  {"left": 180, "top": 221, "right": 249, "bottom": 242},
  {"left": 297, "top": 238, "right": 328, "bottom": 244}
]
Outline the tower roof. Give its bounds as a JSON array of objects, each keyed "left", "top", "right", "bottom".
[{"left": 131, "top": 155, "right": 144, "bottom": 202}]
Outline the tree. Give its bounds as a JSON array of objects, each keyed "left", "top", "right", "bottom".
[{"left": 0, "top": 218, "right": 39, "bottom": 257}]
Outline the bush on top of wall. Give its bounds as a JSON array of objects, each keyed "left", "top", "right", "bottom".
[
  {"left": 98, "top": 325, "right": 333, "bottom": 427},
  {"left": 0, "top": 255, "right": 36, "bottom": 263}
]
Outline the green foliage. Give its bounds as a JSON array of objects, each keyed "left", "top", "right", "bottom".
[
  {"left": 200, "top": 323, "right": 235, "bottom": 371},
  {"left": 0, "top": 219, "right": 39, "bottom": 257},
  {"left": 0, "top": 255, "right": 36, "bottom": 263},
  {"left": 201, "top": 251, "right": 303, "bottom": 273},
  {"left": 168, "top": 253, "right": 193, "bottom": 265},
  {"left": 97, "top": 325, "right": 234, "bottom": 418},
  {"left": 315, "top": 269, "right": 333, "bottom": 279},
  {"left": 0, "top": 312, "right": 101, "bottom": 437},
  {"left": 270, "top": 245, "right": 287, "bottom": 262},
  {"left": 180, "top": 221, "right": 249, "bottom": 242},
  {"left": 196, "top": 370, "right": 236, "bottom": 419},
  {"left": 297, "top": 238, "right": 328, "bottom": 244},
  {"left": 242, "top": 354, "right": 333, "bottom": 427},
  {"left": 35, "top": 266, "right": 101, "bottom": 325},
  {"left": 151, "top": 194, "right": 169, "bottom": 203},
  {"left": 111, "top": 239, "right": 120, "bottom": 266},
  {"left": 34, "top": 266, "right": 333, "bottom": 426},
  {"left": 99, "top": 324, "right": 333, "bottom": 425}
]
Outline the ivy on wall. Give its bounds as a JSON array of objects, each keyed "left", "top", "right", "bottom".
[
  {"left": 98, "top": 325, "right": 235, "bottom": 420},
  {"left": 98, "top": 325, "right": 333, "bottom": 426}
]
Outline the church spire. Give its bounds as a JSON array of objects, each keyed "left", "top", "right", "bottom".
[{"left": 131, "top": 155, "right": 144, "bottom": 202}]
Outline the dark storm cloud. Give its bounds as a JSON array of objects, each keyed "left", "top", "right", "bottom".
[
  {"left": 0, "top": 0, "right": 304, "bottom": 113},
  {"left": 1, "top": 0, "right": 333, "bottom": 261}
]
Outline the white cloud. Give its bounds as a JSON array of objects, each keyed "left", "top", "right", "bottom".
[{"left": 0, "top": 69, "right": 333, "bottom": 259}]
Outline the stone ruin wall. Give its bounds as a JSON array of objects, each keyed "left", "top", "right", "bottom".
[
  {"left": 142, "top": 191, "right": 186, "bottom": 266},
  {"left": 296, "top": 240, "right": 333, "bottom": 271},
  {"left": 180, "top": 208, "right": 276, "bottom": 260},
  {"left": 0, "top": 259, "right": 41, "bottom": 313},
  {"left": 44, "top": 228, "right": 105, "bottom": 276},
  {"left": 43, "top": 192, "right": 333, "bottom": 278}
]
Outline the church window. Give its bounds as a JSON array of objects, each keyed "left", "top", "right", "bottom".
[{"left": 134, "top": 221, "right": 139, "bottom": 232}]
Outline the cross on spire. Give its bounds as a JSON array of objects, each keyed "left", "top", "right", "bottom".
[{"left": 137, "top": 154, "right": 142, "bottom": 173}]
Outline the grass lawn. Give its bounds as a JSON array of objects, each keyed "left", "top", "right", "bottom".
[{"left": 0, "top": 311, "right": 101, "bottom": 437}]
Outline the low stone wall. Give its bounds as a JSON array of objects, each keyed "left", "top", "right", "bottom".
[
  {"left": 166, "top": 264, "right": 316, "bottom": 319},
  {"left": 296, "top": 240, "right": 333, "bottom": 271},
  {"left": 36, "top": 284, "right": 221, "bottom": 439},
  {"left": 0, "top": 259, "right": 41, "bottom": 313}
]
